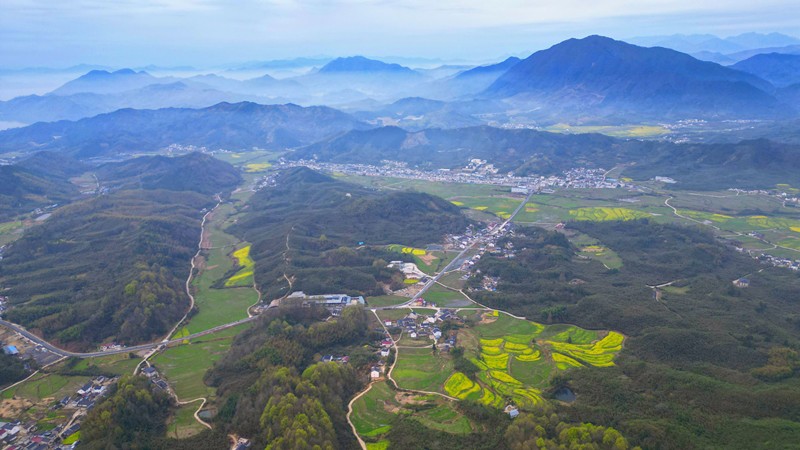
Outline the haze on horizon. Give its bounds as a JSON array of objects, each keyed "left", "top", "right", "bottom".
[{"left": 2, "top": 0, "right": 800, "bottom": 69}]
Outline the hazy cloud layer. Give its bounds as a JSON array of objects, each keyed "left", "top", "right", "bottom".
[{"left": 2, "top": 0, "right": 799, "bottom": 67}]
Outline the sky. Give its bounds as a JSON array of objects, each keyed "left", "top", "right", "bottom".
[{"left": 2, "top": 0, "right": 800, "bottom": 68}]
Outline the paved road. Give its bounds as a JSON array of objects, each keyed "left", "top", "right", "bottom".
[
  {"left": 0, "top": 316, "right": 257, "bottom": 359},
  {"left": 409, "top": 191, "right": 533, "bottom": 303}
]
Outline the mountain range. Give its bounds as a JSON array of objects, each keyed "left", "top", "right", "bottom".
[
  {"left": 0, "top": 102, "right": 368, "bottom": 157},
  {"left": 1, "top": 34, "right": 799, "bottom": 131}
]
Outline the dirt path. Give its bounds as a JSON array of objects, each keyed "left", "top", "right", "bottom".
[{"left": 346, "top": 382, "right": 374, "bottom": 450}]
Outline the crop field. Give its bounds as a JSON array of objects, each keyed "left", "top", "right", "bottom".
[
  {"left": 184, "top": 202, "right": 258, "bottom": 333},
  {"left": 167, "top": 402, "right": 206, "bottom": 439},
  {"left": 375, "top": 308, "right": 413, "bottom": 322},
  {"left": 243, "top": 162, "right": 272, "bottom": 173},
  {"left": 75, "top": 353, "right": 142, "bottom": 376},
  {"left": 350, "top": 381, "right": 398, "bottom": 438},
  {"left": 225, "top": 244, "right": 255, "bottom": 287},
  {"left": 152, "top": 324, "right": 248, "bottom": 400},
  {"left": 393, "top": 347, "right": 453, "bottom": 392},
  {"left": 422, "top": 284, "right": 477, "bottom": 308},
  {"left": 2, "top": 374, "right": 87, "bottom": 401},
  {"left": 0, "top": 220, "right": 26, "bottom": 245},
  {"left": 545, "top": 123, "right": 670, "bottom": 138},
  {"left": 387, "top": 244, "right": 426, "bottom": 255},
  {"left": 569, "top": 207, "right": 651, "bottom": 221},
  {"left": 366, "top": 295, "right": 409, "bottom": 307},
  {"left": 212, "top": 150, "right": 282, "bottom": 167},
  {"left": 567, "top": 230, "right": 624, "bottom": 269},
  {"left": 352, "top": 381, "right": 474, "bottom": 445},
  {"left": 438, "top": 312, "right": 623, "bottom": 409},
  {"left": 450, "top": 196, "right": 523, "bottom": 219}
]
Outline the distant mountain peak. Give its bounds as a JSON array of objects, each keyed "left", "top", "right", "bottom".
[{"left": 319, "top": 56, "right": 418, "bottom": 75}]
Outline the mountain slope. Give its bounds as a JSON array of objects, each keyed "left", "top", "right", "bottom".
[
  {"left": 319, "top": 56, "right": 419, "bottom": 75},
  {"left": 96, "top": 152, "right": 242, "bottom": 194},
  {"left": 484, "top": 35, "right": 789, "bottom": 119},
  {"left": 293, "top": 125, "right": 800, "bottom": 189},
  {"left": 732, "top": 53, "right": 800, "bottom": 87},
  {"left": 51, "top": 69, "right": 168, "bottom": 95},
  {"left": 229, "top": 167, "right": 470, "bottom": 298},
  {"left": 0, "top": 102, "right": 369, "bottom": 157},
  {"left": 0, "top": 152, "right": 87, "bottom": 221}
]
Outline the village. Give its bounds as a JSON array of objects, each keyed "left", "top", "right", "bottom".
[{"left": 0, "top": 375, "right": 116, "bottom": 449}]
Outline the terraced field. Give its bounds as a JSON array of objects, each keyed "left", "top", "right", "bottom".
[{"left": 448, "top": 313, "right": 622, "bottom": 409}]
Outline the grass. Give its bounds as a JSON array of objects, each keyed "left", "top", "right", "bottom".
[
  {"left": 82, "top": 353, "right": 142, "bottom": 376},
  {"left": 375, "top": 308, "right": 412, "bottom": 322},
  {"left": 152, "top": 324, "right": 248, "bottom": 400},
  {"left": 367, "top": 295, "right": 410, "bottom": 307},
  {"left": 350, "top": 381, "right": 397, "bottom": 437},
  {"left": 415, "top": 404, "right": 474, "bottom": 434},
  {"left": 2, "top": 374, "right": 87, "bottom": 401},
  {"left": 393, "top": 347, "right": 453, "bottom": 392},
  {"left": 183, "top": 202, "right": 258, "bottom": 334},
  {"left": 167, "top": 402, "right": 207, "bottom": 439},
  {"left": 422, "top": 284, "right": 475, "bottom": 308}
]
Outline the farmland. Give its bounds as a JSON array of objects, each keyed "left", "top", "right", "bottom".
[
  {"left": 350, "top": 380, "right": 475, "bottom": 446},
  {"left": 224, "top": 244, "right": 255, "bottom": 287},
  {"left": 182, "top": 200, "right": 259, "bottom": 334},
  {"left": 393, "top": 347, "right": 453, "bottom": 392},
  {"left": 152, "top": 324, "right": 248, "bottom": 400}
]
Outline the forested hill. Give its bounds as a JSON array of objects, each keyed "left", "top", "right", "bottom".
[
  {"left": 292, "top": 126, "right": 800, "bottom": 189},
  {"left": 96, "top": 152, "right": 242, "bottom": 194},
  {"left": 0, "top": 154, "right": 241, "bottom": 349},
  {"left": 0, "top": 102, "right": 369, "bottom": 157},
  {"left": 0, "top": 190, "right": 208, "bottom": 348},
  {"left": 228, "top": 167, "right": 470, "bottom": 298},
  {"left": 469, "top": 222, "right": 800, "bottom": 447}
]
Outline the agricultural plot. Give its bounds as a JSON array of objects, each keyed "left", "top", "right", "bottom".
[
  {"left": 183, "top": 202, "right": 258, "bottom": 334},
  {"left": 366, "top": 295, "right": 409, "bottom": 308},
  {"left": 422, "top": 284, "right": 477, "bottom": 308},
  {"left": 567, "top": 231, "right": 623, "bottom": 269},
  {"left": 166, "top": 402, "right": 207, "bottom": 439},
  {"left": 386, "top": 244, "right": 447, "bottom": 274},
  {"left": 2, "top": 373, "right": 87, "bottom": 401},
  {"left": 545, "top": 123, "right": 670, "bottom": 138},
  {"left": 449, "top": 196, "right": 523, "bottom": 220},
  {"left": 350, "top": 381, "right": 398, "bottom": 438},
  {"left": 569, "top": 207, "right": 650, "bottom": 221},
  {"left": 152, "top": 324, "right": 248, "bottom": 400},
  {"left": 225, "top": 244, "right": 255, "bottom": 287},
  {"left": 243, "top": 162, "right": 272, "bottom": 173},
  {"left": 393, "top": 347, "right": 453, "bottom": 392},
  {"left": 351, "top": 381, "right": 474, "bottom": 446},
  {"left": 442, "top": 312, "right": 623, "bottom": 410}
]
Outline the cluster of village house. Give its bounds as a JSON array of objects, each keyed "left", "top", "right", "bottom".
[
  {"left": 141, "top": 366, "right": 170, "bottom": 392},
  {"left": 0, "top": 376, "right": 115, "bottom": 450}
]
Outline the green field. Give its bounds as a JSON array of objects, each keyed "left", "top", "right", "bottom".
[
  {"left": 393, "top": 347, "right": 453, "bottom": 392},
  {"left": 422, "top": 284, "right": 477, "bottom": 308},
  {"left": 74, "top": 353, "right": 142, "bottom": 376},
  {"left": 350, "top": 381, "right": 397, "bottom": 438},
  {"left": 166, "top": 401, "right": 206, "bottom": 439},
  {"left": 432, "top": 312, "right": 623, "bottom": 409},
  {"left": 152, "top": 325, "right": 248, "bottom": 400},
  {"left": 2, "top": 373, "right": 87, "bottom": 401},
  {"left": 567, "top": 231, "right": 624, "bottom": 269},
  {"left": 350, "top": 380, "right": 474, "bottom": 445},
  {"left": 182, "top": 202, "right": 258, "bottom": 334},
  {"left": 367, "top": 295, "right": 410, "bottom": 307}
]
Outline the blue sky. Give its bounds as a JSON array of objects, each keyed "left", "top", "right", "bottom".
[{"left": 1, "top": 0, "right": 799, "bottom": 68}]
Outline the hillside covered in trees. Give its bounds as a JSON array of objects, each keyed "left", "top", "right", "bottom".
[
  {"left": 469, "top": 221, "right": 800, "bottom": 448},
  {"left": 229, "top": 167, "right": 470, "bottom": 299},
  {"left": 0, "top": 154, "right": 240, "bottom": 349}
]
